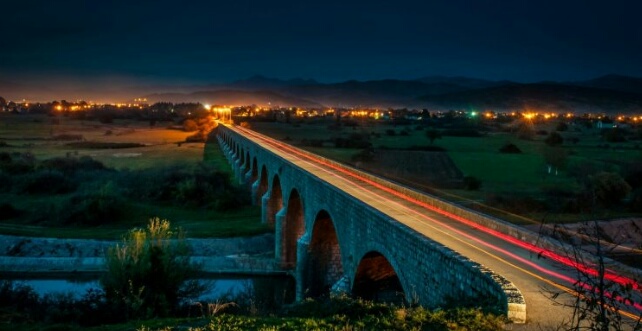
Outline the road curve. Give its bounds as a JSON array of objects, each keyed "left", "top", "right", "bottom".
[{"left": 229, "top": 124, "right": 641, "bottom": 330}]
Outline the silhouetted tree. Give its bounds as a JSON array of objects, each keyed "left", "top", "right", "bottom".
[
  {"left": 556, "top": 122, "right": 569, "bottom": 132},
  {"left": 426, "top": 128, "right": 442, "bottom": 144},
  {"left": 543, "top": 147, "right": 568, "bottom": 175},
  {"left": 545, "top": 132, "right": 564, "bottom": 146},
  {"left": 587, "top": 172, "right": 631, "bottom": 207}
]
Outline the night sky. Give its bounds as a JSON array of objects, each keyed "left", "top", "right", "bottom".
[{"left": 1, "top": 0, "right": 641, "bottom": 90}]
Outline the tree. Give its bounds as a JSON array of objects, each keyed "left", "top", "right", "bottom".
[
  {"left": 183, "top": 119, "right": 198, "bottom": 132},
  {"left": 426, "top": 128, "right": 442, "bottom": 144},
  {"left": 101, "top": 218, "right": 204, "bottom": 320},
  {"left": 602, "top": 128, "right": 626, "bottom": 143},
  {"left": 543, "top": 147, "right": 568, "bottom": 175},
  {"left": 545, "top": 132, "right": 564, "bottom": 146},
  {"left": 544, "top": 219, "right": 642, "bottom": 331},
  {"left": 516, "top": 122, "right": 535, "bottom": 140},
  {"left": 556, "top": 122, "right": 569, "bottom": 132},
  {"left": 588, "top": 172, "right": 631, "bottom": 207}
]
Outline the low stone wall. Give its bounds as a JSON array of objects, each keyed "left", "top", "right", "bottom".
[
  {"left": 0, "top": 256, "right": 282, "bottom": 275},
  {"left": 0, "top": 234, "right": 279, "bottom": 275}
]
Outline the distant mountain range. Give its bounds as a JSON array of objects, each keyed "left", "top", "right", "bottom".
[
  {"left": 144, "top": 74, "right": 642, "bottom": 113},
  {"left": 3, "top": 74, "right": 642, "bottom": 113}
]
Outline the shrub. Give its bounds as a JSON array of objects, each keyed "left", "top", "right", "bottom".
[
  {"left": 62, "top": 193, "right": 124, "bottom": 226},
  {"left": 300, "top": 139, "right": 325, "bottom": 147},
  {"left": 15, "top": 170, "right": 77, "bottom": 195},
  {"left": 0, "top": 151, "right": 10, "bottom": 163},
  {"left": 185, "top": 131, "right": 207, "bottom": 142},
  {"left": 39, "top": 156, "right": 107, "bottom": 175},
  {"left": 601, "top": 128, "right": 627, "bottom": 143},
  {"left": 441, "top": 129, "right": 482, "bottom": 137},
  {"left": 101, "top": 218, "right": 204, "bottom": 320},
  {"left": 630, "top": 188, "right": 642, "bottom": 212},
  {"left": 463, "top": 176, "right": 482, "bottom": 190},
  {"left": 0, "top": 152, "right": 36, "bottom": 174},
  {"left": 516, "top": 122, "right": 534, "bottom": 140},
  {"left": 333, "top": 134, "right": 371, "bottom": 148},
  {"left": 0, "top": 171, "right": 12, "bottom": 191},
  {"left": 499, "top": 143, "right": 522, "bottom": 154},
  {"left": 587, "top": 172, "right": 631, "bottom": 207},
  {"left": 0, "top": 280, "right": 40, "bottom": 321},
  {"left": 118, "top": 164, "right": 248, "bottom": 210},
  {"left": 0, "top": 203, "right": 22, "bottom": 220},
  {"left": 351, "top": 148, "right": 375, "bottom": 163},
  {"left": 425, "top": 128, "right": 442, "bottom": 144},
  {"left": 183, "top": 119, "right": 199, "bottom": 132},
  {"left": 556, "top": 122, "right": 569, "bottom": 132},
  {"left": 544, "top": 132, "right": 564, "bottom": 146},
  {"left": 536, "top": 130, "right": 548, "bottom": 136}
]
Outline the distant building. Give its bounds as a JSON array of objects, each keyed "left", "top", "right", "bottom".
[{"left": 596, "top": 120, "right": 616, "bottom": 129}]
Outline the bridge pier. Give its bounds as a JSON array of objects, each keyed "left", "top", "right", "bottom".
[
  {"left": 251, "top": 179, "right": 260, "bottom": 206},
  {"left": 274, "top": 207, "right": 287, "bottom": 263},
  {"left": 243, "top": 169, "right": 253, "bottom": 186},
  {"left": 234, "top": 160, "right": 241, "bottom": 181},
  {"left": 261, "top": 192, "right": 271, "bottom": 224},
  {"left": 294, "top": 234, "right": 311, "bottom": 301}
]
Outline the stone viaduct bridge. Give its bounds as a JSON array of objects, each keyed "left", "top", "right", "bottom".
[{"left": 215, "top": 124, "right": 526, "bottom": 322}]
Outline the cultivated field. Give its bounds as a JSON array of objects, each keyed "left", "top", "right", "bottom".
[
  {"left": 0, "top": 113, "right": 267, "bottom": 239},
  {"left": 248, "top": 119, "right": 642, "bottom": 225}
]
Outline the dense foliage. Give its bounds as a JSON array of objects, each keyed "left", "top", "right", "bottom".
[
  {"left": 0, "top": 153, "right": 250, "bottom": 226},
  {"left": 102, "top": 218, "right": 205, "bottom": 320}
]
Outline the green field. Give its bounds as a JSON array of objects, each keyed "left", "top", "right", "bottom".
[
  {"left": 0, "top": 113, "right": 267, "bottom": 239},
  {"left": 0, "top": 113, "right": 204, "bottom": 169},
  {"left": 249, "top": 119, "right": 642, "bottom": 224}
]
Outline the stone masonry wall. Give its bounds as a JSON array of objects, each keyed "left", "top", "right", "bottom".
[{"left": 216, "top": 125, "right": 525, "bottom": 322}]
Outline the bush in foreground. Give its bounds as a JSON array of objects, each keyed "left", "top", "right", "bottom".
[{"left": 101, "top": 218, "right": 204, "bottom": 320}]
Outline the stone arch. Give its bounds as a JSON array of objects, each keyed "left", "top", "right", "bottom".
[
  {"left": 305, "top": 210, "right": 343, "bottom": 297},
  {"left": 251, "top": 158, "right": 259, "bottom": 183},
  {"left": 266, "top": 175, "right": 283, "bottom": 226},
  {"left": 256, "top": 165, "right": 268, "bottom": 205},
  {"left": 353, "top": 251, "right": 405, "bottom": 303},
  {"left": 282, "top": 189, "right": 304, "bottom": 269}
]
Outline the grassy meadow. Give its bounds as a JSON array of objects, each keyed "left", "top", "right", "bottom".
[
  {"left": 0, "top": 113, "right": 267, "bottom": 239},
  {"left": 249, "top": 118, "right": 642, "bottom": 224}
]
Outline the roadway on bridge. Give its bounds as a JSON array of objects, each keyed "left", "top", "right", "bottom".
[{"left": 231, "top": 124, "right": 639, "bottom": 330}]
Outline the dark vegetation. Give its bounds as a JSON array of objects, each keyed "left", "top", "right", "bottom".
[
  {"left": 499, "top": 143, "right": 522, "bottom": 154},
  {"left": 0, "top": 152, "right": 249, "bottom": 227},
  {"left": 0, "top": 281, "right": 506, "bottom": 330},
  {"left": 65, "top": 142, "right": 146, "bottom": 149}
]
